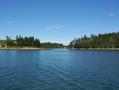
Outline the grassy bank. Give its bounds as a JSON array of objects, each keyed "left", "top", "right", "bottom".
[{"left": 0, "top": 47, "right": 49, "bottom": 50}]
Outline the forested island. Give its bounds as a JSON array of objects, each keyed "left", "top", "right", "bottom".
[
  {"left": 0, "top": 35, "right": 64, "bottom": 49},
  {"left": 69, "top": 32, "right": 119, "bottom": 50}
]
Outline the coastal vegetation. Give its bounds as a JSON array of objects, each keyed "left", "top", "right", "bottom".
[
  {"left": 1, "top": 32, "right": 119, "bottom": 50},
  {"left": 69, "top": 32, "right": 119, "bottom": 49},
  {"left": 6, "top": 36, "right": 40, "bottom": 47},
  {"left": 41, "top": 42, "right": 63, "bottom": 48},
  {"left": 0, "top": 35, "right": 64, "bottom": 49}
]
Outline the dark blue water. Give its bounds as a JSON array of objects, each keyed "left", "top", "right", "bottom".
[{"left": 0, "top": 49, "right": 119, "bottom": 90}]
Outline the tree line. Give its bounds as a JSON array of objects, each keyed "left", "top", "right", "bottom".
[
  {"left": 41, "top": 42, "right": 63, "bottom": 48},
  {"left": 6, "top": 35, "right": 41, "bottom": 47},
  {"left": 2, "top": 32, "right": 119, "bottom": 49},
  {"left": 69, "top": 32, "right": 119, "bottom": 49},
  {"left": 0, "top": 35, "right": 64, "bottom": 48}
]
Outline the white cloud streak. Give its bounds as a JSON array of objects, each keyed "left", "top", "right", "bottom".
[
  {"left": 45, "top": 25, "right": 63, "bottom": 30},
  {"left": 8, "top": 20, "right": 14, "bottom": 24},
  {"left": 109, "top": 13, "right": 115, "bottom": 17}
]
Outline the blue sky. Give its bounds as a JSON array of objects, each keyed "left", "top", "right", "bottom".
[{"left": 0, "top": 0, "right": 119, "bottom": 45}]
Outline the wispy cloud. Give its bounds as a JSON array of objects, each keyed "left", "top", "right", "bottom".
[
  {"left": 7, "top": 20, "right": 14, "bottom": 24},
  {"left": 109, "top": 13, "right": 115, "bottom": 17},
  {"left": 45, "top": 25, "right": 63, "bottom": 30}
]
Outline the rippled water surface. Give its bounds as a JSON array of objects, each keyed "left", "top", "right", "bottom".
[{"left": 0, "top": 49, "right": 119, "bottom": 90}]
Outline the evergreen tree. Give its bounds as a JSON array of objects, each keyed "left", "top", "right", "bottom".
[{"left": 69, "top": 32, "right": 119, "bottom": 49}]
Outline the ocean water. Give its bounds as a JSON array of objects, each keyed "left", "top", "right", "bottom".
[{"left": 0, "top": 49, "right": 119, "bottom": 90}]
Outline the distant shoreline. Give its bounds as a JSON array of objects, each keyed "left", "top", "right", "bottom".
[
  {"left": 0, "top": 47, "right": 50, "bottom": 50},
  {"left": 1, "top": 47, "right": 119, "bottom": 51},
  {"left": 70, "top": 48, "right": 119, "bottom": 51}
]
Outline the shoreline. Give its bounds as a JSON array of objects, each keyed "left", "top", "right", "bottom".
[
  {"left": 0, "top": 47, "right": 50, "bottom": 50},
  {"left": 69, "top": 48, "right": 119, "bottom": 51},
  {"left": 1, "top": 47, "right": 119, "bottom": 51}
]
